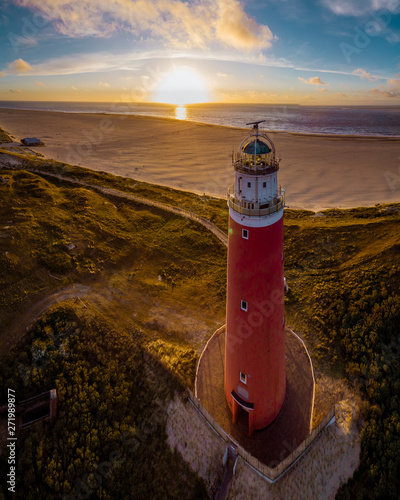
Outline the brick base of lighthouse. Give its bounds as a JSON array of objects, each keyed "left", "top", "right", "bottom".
[{"left": 195, "top": 327, "right": 314, "bottom": 466}]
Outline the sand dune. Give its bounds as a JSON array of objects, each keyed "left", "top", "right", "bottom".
[{"left": 1, "top": 108, "right": 399, "bottom": 211}]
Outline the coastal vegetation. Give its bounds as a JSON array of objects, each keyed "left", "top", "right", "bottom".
[
  {"left": 0, "top": 165, "right": 224, "bottom": 498},
  {"left": 0, "top": 146, "right": 399, "bottom": 497},
  {"left": 0, "top": 307, "right": 207, "bottom": 499},
  {"left": 0, "top": 127, "right": 12, "bottom": 143},
  {"left": 284, "top": 207, "right": 400, "bottom": 499}
]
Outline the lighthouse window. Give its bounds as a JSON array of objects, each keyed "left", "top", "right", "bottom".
[
  {"left": 240, "top": 372, "right": 247, "bottom": 384},
  {"left": 263, "top": 181, "right": 266, "bottom": 188},
  {"left": 247, "top": 182, "right": 251, "bottom": 188},
  {"left": 242, "top": 229, "right": 248, "bottom": 239},
  {"left": 241, "top": 300, "right": 248, "bottom": 311}
]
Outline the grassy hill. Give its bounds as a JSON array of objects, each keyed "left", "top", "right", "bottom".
[
  {"left": 283, "top": 207, "right": 400, "bottom": 499},
  {"left": 0, "top": 149, "right": 399, "bottom": 498},
  {"left": 0, "top": 165, "right": 225, "bottom": 498}
]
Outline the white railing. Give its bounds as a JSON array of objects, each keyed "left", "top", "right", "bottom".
[{"left": 228, "top": 185, "right": 285, "bottom": 217}]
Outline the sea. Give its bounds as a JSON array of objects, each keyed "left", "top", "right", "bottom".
[{"left": 1, "top": 101, "right": 400, "bottom": 137}]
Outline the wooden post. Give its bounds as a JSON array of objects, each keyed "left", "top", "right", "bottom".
[{"left": 49, "top": 389, "right": 57, "bottom": 425}]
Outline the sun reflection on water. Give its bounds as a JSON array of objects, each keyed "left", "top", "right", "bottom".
[{"left": 175, "top": 105, "right": 187, "bottom": 120}]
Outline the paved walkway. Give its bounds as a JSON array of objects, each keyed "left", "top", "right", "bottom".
[
  {"left": 216, "top": 444, "right": 237, "bottom": 500},
  {"left": 196, "top": 327, "right": 314, "bottom": 467}
]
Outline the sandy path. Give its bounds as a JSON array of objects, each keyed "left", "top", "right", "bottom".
[{"left": 1, "top": 108, "right": 399, "bottom": 211}]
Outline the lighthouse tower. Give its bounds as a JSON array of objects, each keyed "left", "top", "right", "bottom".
[{"left": 224, "top": 121, "right": 286, "bottom": 436}]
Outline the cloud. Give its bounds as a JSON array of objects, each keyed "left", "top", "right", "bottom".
[
  {"left": 8, "top": 58, "right": 33, "bottom": 73},
  {"left": 217, "top": 72, "right": 232, "bottom": 77},
  {"left": 99, "top": 81, "right": 110, "bottom": 87},
  {"left": 352, "top": 68, "right": 379, "bottom": 81},
  {"left": 215, "top": 0, "right": 274, "bottom": 50},
  {"left": 14, "top": 0, "right": 274, "bottom": 51},
  {"left": 2, "top": 44, "right": 387, "bottom": 83},
  {"left": 71, "top": 86, "right": 78, "bottom": 90},
  {"left": 8, "top": 48, "right": 281, "bottom": 77},
  {"left": 9, "top": 89, "right": 22, "bottom": 93},
  {"left": 298, "top": 76, "right": 328, "bottom": 85},
  {"left": 316, "top": 88, "right": 328, "bottom": 92},
  {"left": 370, "top": 75, "right": 400, "bottom": 97},
  {"left": 35, "top": 80, "right": 44, "bottom": 85},
  {"left": 321, "top": 0, "right": 400, "bottom": 16},
  {"left": 0, "top": 72, "right": 4, "bottom": 77}
]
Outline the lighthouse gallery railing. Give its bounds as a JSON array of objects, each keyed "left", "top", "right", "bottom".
[{"left": 227, "top": 185, "right": 285, "bottom": 217}]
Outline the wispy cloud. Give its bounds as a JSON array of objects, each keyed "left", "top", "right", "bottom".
[
  {"left": 298, "top": 76, "right": 328, "bottom": 85},
  {"left": 0, "top": 72, "right": 4, "bottom": 77},
  {"left": 9, "top": 89, "right": 22, "bottom": 93},
  {"left": 321, "top": 0, "right": 400, "bottom": 16},
  {"left": 0, "top": 48, "right": 285, "bottom": 77},
  {"left": 1, "top": 44, "right": 392, "bottom": 85},
  {"left": 99, "top": 81, "right": 110, "bottom": 87},
  {"left": 35, "top": 80, "right": 44, "bottom": 85},
  {"left": 3, "top": 51, "right": 140, "bottom": 76},
  {"left": 8, "top": 58, "right": 33, "bottom": 73},
  {"left": 370, "top": 75, "right": 400, "bottom": 97},
  {"left": 352, "top": 68, "right": 379, "bottom": 81},
  {"left": 14, "top": 0, "right": 274, "bottom": 52},
  {"left": 217, "top": 72, "right": 232, "bottom": 77}
]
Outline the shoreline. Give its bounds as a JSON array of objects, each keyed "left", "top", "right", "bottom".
[
  {"left": 1, "top": 106, "right": 400, "bottom": 141},
  {"left": 1, "top": 107, "right": 399, "bottom": 211}
]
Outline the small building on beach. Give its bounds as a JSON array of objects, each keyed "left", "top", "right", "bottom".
[{"left": 21, "top": 137, "right": 43, "bottom": 146}]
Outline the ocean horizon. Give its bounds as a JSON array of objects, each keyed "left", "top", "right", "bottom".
[{"left": 1, "top": 100, "right": 400, "bottom": 138}]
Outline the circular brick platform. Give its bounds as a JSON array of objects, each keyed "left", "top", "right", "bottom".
[{"left": 195, "top": 327, "right": 314, "bottom": 467}]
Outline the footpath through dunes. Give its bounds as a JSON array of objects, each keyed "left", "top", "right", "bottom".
[{"left": 28, "top": 168, "right": 229, "bottom": 247}]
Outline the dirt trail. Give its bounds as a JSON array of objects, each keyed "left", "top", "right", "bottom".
[{"left": 1, "top": 284, "right": 90, "bottom": 353}]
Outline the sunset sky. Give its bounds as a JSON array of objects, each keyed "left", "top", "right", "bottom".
[{"left": 0, "top": 0, "right": 400, "bottom": 105}]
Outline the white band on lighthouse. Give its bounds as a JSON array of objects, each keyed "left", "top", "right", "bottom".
[{"left": 229, "top": 206, "right": 283, "bottom": 228}]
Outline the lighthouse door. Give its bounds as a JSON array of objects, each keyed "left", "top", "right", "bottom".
[{"left": 231, "top": 390, "right": 255, "bottom": 436}]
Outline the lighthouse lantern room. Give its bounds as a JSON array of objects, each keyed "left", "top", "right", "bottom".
[{"left": 224, "top": 121, "right": 286, "bottom": 436}]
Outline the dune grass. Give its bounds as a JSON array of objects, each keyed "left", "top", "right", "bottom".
[
  {"left": 0, "top": 145, "right": 399, "bottom": 497},
  {"left": 0, "top": 127, "right": 12, "bottom": 143}
]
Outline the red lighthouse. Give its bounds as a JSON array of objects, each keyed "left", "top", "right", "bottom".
[{"left": 224, "top": 121, "right": 286, "bottom": 436}]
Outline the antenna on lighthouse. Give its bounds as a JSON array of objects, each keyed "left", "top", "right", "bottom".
[
  {"left": 246, "top": 119, "right": 266, "bottom": 131},
  {"left": 246, "top": 120, "right": 265, "bottom": 136}
]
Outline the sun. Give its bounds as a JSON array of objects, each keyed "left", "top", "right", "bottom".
[{"left": 154, "top": 67, "right": 209, "bottom": 105}]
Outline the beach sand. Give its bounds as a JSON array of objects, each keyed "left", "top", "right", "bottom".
[{"left": 1, "top": 107, "right": 399, "bottom": 211}]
